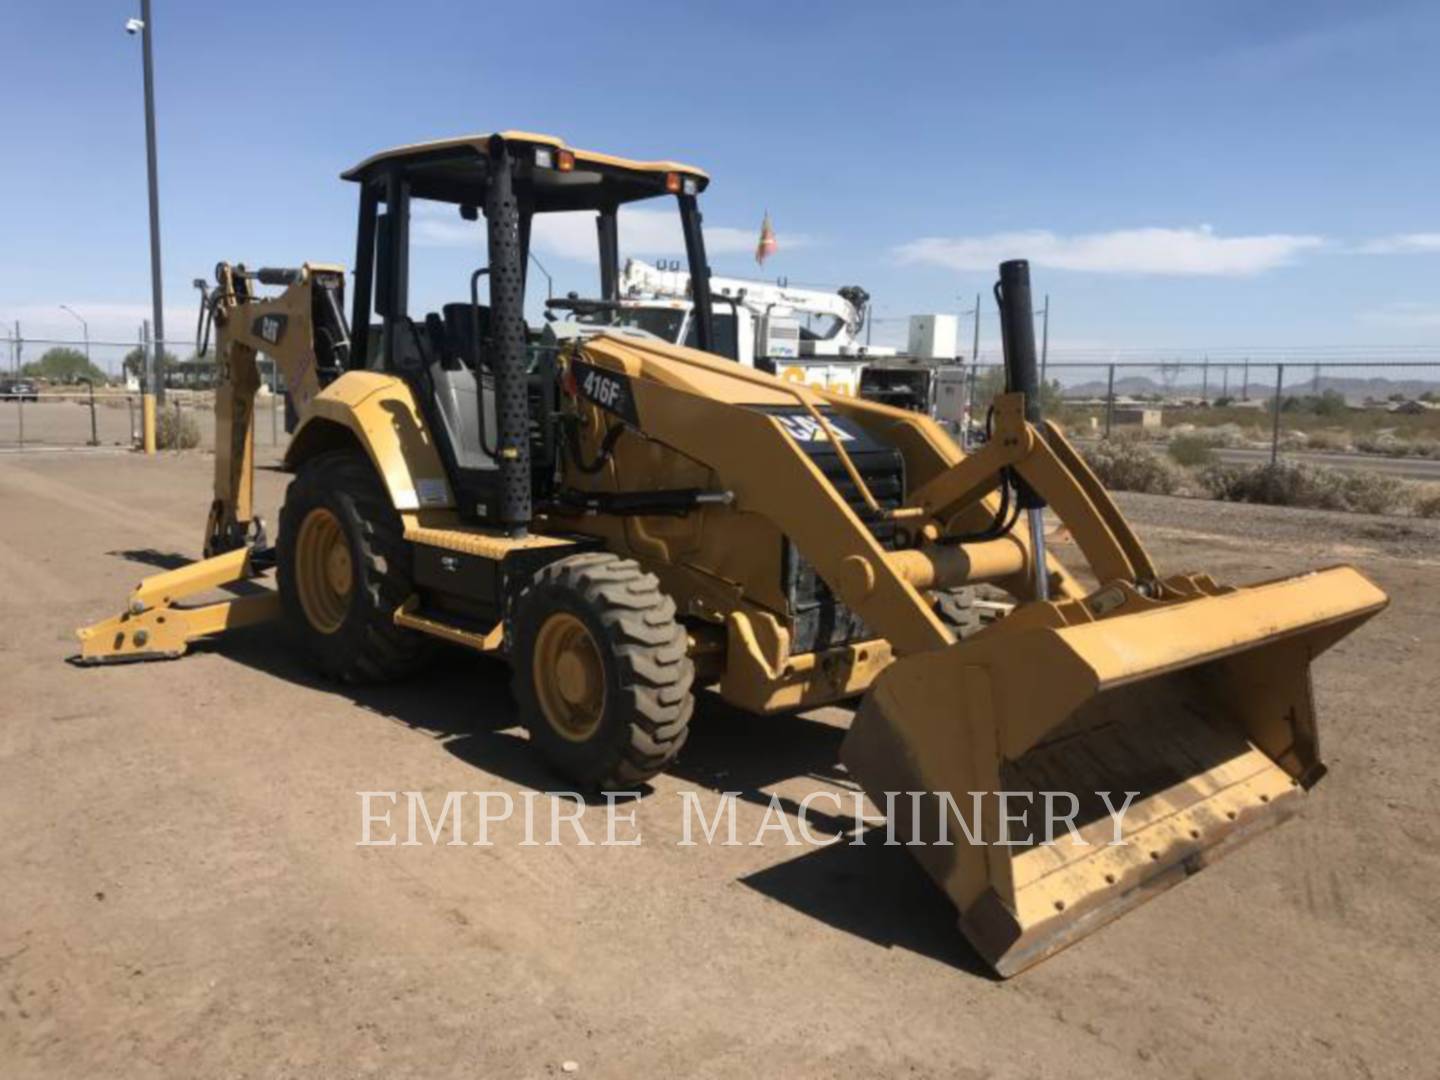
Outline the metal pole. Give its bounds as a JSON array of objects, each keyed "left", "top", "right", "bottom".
[
  {"left": 964, "top": 364, "right": 977, "bottom": 451},
  {"left": 61, "top": 306, "right": 90, "bottom": 376},
  {"left": 137, "top": 0, "right": 166, "bottom": 404},
  {"left": 529, "top": 252, "right": 554, "bottom": 301},
  {"left": 1222, "top": 364, "right": 1229, "bottom": 400},
  {"left": 1201, "top": 356, "right": 1209, "bottom": 403},
  {"left": 1270, "top": 364, "right": 1284, "bottom": 466},
  {"left": 1242, "top": 356, "right": 1250, "bottom": 401},
  {"left": 141, "top": 319, "right": 157, "bottom": 454},
  {"left": 86, "top": 380, "right": 99, "bottom": 445},
  {"left": 1038, "top": 294, "right": 1049, "bottom": 386},
  {"left": 1105, "top": 363, "right": 1115, "bottom": 438},
  {"left": 13, "top": 321, "right": 21, "bottom": 375},
  {"left": 17, "top": 396, "right": 23, "bottom": 449},
  {"left": 971, "top": 292, "right": 980, "bottom": 364}
]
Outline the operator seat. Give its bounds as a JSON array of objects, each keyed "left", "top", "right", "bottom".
[{"left": 413, "top": 312, "right": 496, "bottom": 472}]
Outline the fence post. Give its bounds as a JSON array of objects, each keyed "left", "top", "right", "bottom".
[
  {"left": 964, "top": 364, "right": 977, "bottom": 451},
  {"left": 86, "top": 380, "right": 99, "bottom": 446},
  {"left": 142, "top": 320, "right": 157, "bottom": 455},
  {"left": 1104, "top": 364, "right": 1115, "bottom": 438},
  {"left": 1270, "top": 363, "right": 1285, "bottom": 466},
  {"left": 16, "top": 396, "right": 23, "bottom": 449}
]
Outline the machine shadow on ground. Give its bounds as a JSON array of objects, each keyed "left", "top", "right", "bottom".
[{"left": 119, "top": 548, "right": 987, "bottom": 976}]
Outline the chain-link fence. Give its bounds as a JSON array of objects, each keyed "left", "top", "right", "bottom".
[
  {"left": 1, "top": 331, "right": 285, "bottom": 452},
  {"left": 8, "top": 328, "right": 1440, "bottom": 482},
  {"left": 958, "top": 358, "right": 1440, "bottom": 478}
]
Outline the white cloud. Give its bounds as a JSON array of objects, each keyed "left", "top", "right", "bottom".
[
  {"left": 1357, "top": 301, "right": 1440, "bottom": 329},
  {"left": 1355, "top": 233, "right": 1440, "bottom": 255},
  {"left": 893, "top": 226, "right": 1323, "bottom": 277},
  {"left": 414, "top": 203, "right": 802, "bottom": 262}
]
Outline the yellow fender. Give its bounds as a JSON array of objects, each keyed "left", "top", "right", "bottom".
[{"left": 284, "top": 371, "right": 454, "bottom": 511}]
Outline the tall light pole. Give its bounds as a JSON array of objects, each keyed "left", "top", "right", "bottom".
[
  {"left": 1037, "top": 293, "right": 1050, "bottom": 386},
  {"left": 970, "top": 292, "right": 981, "bottom": 364},
  {"left": 59, "top": 305, "right": 91, "bottom": 377},
  {"left": 528, "top": 252, "right": 555, "bottom": 300},
  {"left": 128, "top": 2, "right": 165, "bottom": 402}
]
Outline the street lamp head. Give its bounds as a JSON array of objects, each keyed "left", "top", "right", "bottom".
[{"left": 125, "top": 17, "right": 145, "bottom": 35}]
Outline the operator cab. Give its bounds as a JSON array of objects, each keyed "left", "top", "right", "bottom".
[{"left": 340, "top": 131, "right": 713, "bottom": 530}]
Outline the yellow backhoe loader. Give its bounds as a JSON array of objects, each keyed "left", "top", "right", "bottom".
[{"left": 76, "top": 131, "right": 1387, "bottom": 976}]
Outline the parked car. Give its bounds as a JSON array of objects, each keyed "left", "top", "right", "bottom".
[{"left": 0, "top": 379, "right": 39, "bottom": 401}]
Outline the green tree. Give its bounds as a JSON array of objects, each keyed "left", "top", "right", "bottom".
[
  {"left": 122, "top": 346, "right": 179, "bottom": 380},
  {"left": 22, "top": 347, "right": 108, "bottom": 384},
  {"left": 972, "top": 365, "right": 1065, "bottom": 415},
  {"left": 1312, "top": 389, "right": 1348, "bottom": 418}
]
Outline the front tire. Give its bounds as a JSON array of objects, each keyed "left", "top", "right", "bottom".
[
  {"left": 277, "top": 449, "right": 432, "bottom": 682},
  {"left": 512, "top": 553, "right": 694, "bottom": 788}
]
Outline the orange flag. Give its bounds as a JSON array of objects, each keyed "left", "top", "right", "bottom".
[{"left": 755, "top": 211, "right": 777, "bottom": 266}]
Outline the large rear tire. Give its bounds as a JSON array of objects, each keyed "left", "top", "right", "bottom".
[
  {"left": 277, "top": 449, "right": 433, "bottom": 682},
  {"left": 512, "top": 553, "right": 694, "bottom": 788}
]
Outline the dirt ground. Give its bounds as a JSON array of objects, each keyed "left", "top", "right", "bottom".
[{"left": 1, "top": 448, "right": 1436, "bottom": 1079}]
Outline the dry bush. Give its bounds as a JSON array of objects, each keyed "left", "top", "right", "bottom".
[
  {"left": 1082, "top": 438, "right": 1183, "bottom": 495},
  {"left": 156, "top": 407, "right": 201, "bottom": 450},
  {"left": 1305, "top": 428, "right": 1354, "bottom": 452},
  {"left": 1166, "top": 434, "right": 1218, "bottom": 467},
  {"left": 1351, "top": 432, "right": 1440, "bottom": 458},
  {"left": 1414, "top": 491, "right": 1440, "bottom": 519},
  {"left": 1199, "top": 461, "right": 1406, "bottom": 516}
]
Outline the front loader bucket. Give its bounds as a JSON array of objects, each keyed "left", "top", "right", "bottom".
[{"left": 841, "top": 565, "right": 1386, "bottom": 977}]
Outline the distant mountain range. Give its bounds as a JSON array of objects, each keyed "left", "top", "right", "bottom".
[{"left": 1058, "top": 373, "right": 1440, "bottom": 403}]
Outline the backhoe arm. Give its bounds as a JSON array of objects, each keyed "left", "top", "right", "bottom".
[{"left": 200, "top": 262, "right": 347, "bottom": 556}]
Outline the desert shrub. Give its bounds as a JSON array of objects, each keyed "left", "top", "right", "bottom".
[
  {"left": 1414, "top": 491, "right": 1440, "bottom": 519},
  {"left": 1305, "top": 429, "right": 1353, "bottom": 452},
  {"left": 1167, "top": 434, "right": 1218, "bottom": 467},
  {"left": 1082, "top": 438, "right": 1182, "bottom": 495},
  {"left": 156, "top": 407, "right": 201, "bottom": 450},
  {"left": 1198, "top": 461, "right": 1406, "bottom": 516}
]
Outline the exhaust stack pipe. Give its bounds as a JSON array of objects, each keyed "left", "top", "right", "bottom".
[
  {"left": 485, "top": 137, "right": 533, "bottom": 537},
  {"left": 996, "top": 259, "right": 1049, "bottom": 600}
]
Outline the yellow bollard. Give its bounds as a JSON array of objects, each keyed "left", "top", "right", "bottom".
[{"left": 142, "top": 393, "right": 157, "bottom": 455}]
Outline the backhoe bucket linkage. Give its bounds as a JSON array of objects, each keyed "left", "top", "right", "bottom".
[{"left": 841, "top": 565, "right": 1387, "bottom": 977}]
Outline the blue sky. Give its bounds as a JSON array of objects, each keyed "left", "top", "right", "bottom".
[{"left": 4, "top": 0, "right": 1439, "bottom": 369}]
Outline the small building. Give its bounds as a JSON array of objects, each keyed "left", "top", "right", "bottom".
[
  {"left": 1110, "top": 406, "right": 1163, "bottom": 429},
  {"left": 1388, "top": 399, "right": 1439, "bottom": 415}
]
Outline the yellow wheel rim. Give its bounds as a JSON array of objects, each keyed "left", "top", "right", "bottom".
[
  {"left": 295, "top": 507, "right": 353, "bottom": 635},
  {"left": 533, "top": 612, "right": 606, "bottom": 742}
]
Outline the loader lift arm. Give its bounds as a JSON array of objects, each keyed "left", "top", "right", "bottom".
[{"left": 559, "top": 258, "right": 1387, "bottom": 976}]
